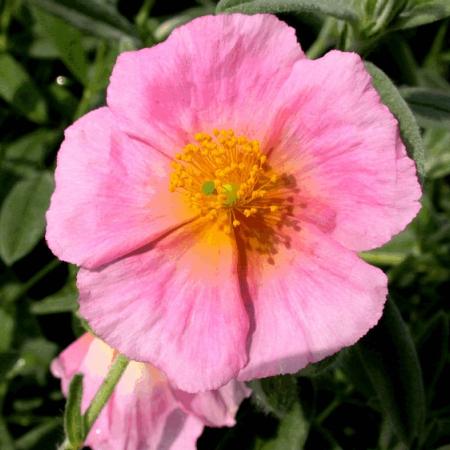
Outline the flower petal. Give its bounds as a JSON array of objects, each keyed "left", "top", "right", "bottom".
[
  {"left": 46, "top": 107, "right": 191, "bottom": 269},
  {"left": 269, "top": 50, "right": 421, "bottom": 251},
  {"left": 237, "top": 222, "right": 388, "bottom": 381},
  {"left": 107, "top": 14, "right": 304, "bottom": 154},
  {"left": 78, "top": 222, "right": 249, "bottom": 393},
  {"left": 173, "top": 379, "right": 251, "bottom": 427}
]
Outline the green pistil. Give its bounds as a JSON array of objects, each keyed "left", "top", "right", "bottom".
[
  {"left": 201, "top": 180, "right": 239, "bottom": 206},
  {"left": 223, "top": 183, "right": 239, "bottom": 206}
]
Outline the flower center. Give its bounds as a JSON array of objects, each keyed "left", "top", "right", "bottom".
[{"left": 169, "top": 129, "right": 297, "bottom": 259}]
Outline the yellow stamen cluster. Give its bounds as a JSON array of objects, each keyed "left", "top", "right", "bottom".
[{"left": 169, "top": 129, "right": 289, "bottom": 235}]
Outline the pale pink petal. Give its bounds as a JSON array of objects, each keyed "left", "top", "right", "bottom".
[
  {"left": 268, "top": 50, "right": 421, "bottom": 251},
  {"left": 52, "top": 334, "right": 205, "bottom": 450},
  {"left": 46, "top": 107, "right": 192, "bottom": 270},
  {"left": 78, "top": 222, "right": 249, "bottom": 393},
  {"left": 107, "top": 14, "right": 304, "bottom": 155},
  {"left": 50, "top": 333, "right": 94, "bottom": 393},
  {"left": 173, "top": 379, "right": 251, "bottom": 427},
  {"left": 237, "top": 222, "right": 388, "bottom": 381},
  {"left": 85, "top": 364, "right": 204, "bottom": 450}
]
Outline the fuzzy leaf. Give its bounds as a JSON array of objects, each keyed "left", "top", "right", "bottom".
[
  {"left": 0, "top": 172, "right": 54, "bottom": 264},
  {"left": 64, "top": 374, "right": 85, "bottom": 447},
  {"left": 355, "top": 298, "right": 426, "bottom": 446},
  {"left": 0, "top": 53, "right": 48, "bottom": 124},
  {"left": 365, "top": 61, "right": 425, "bottom": 180},
  {"left": 3, "top": 129, "right": 57, "bottom": 166},
  {"left": 393, "top": 0, "right": 450, "bottom": 29},
  {"left": 31, "top": 287, "right": 78, "bottom": 315},
  {"left": 423, "top": 128, "right": 450, "bottom": 178},
  {"left": 32, "top": 7, "right": 89, "bottom": 85},
  {"left": 31, "top": 0, "right": 139, "bottom": 43},
  {"left": 216, "top": 0, "right": 360, "bottom": 23},
  {"left": 401, "top": 87, "right": 450, "bottom": 129},
  {"left": 0, "top": 308, "right": 14, "bottom": 352},
  {"left": 417, "top": 312, "right": 449, "bottom": 402}
]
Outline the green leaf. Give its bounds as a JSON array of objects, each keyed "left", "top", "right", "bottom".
[
  {"left": 31, "top": 286, "right": 78, "bottom": 315},
  {"left": 19, "top": 338, "right": 58, "bottom": 384},
  {"left": 423, "top": 128, "right": 450, "bottom": 179},
  {"left": 0, "top": 417, "right": 14, "bottom": 450},
  {"left": 0, "top": 308, "right": 14, "bottom": 352},
  {"left": 3, "top": 129, "right": 57, "bottom": 165},
  {"left": 31, "top": 0, "right": 139, "bottom": 44},
  {"left": 249, "top": 374, "right": 298, "bottom": 418},
  {"left": 0, "top": 172, "right": 54, "bottom": 265},
  {"left": 256, "top": 403, "right": 309, "bottom": 450},
  {"left": 64, "top": 374, "right": 85, "bottom": 448},
  {"left": 216, "top": 0, "right": 360, "bottom": 23},
  {"left": 361, "top": 0, "right": 408, "bottom": 37},
  {"left": 392, "top": 0, "right": 450, "bottom": 29},
  {"left": 153, "top": 5, "right": 216, "bottom": 41},
  {"left": 360, "top": 223, "right": 417, "bottom": 266},
  {"left": 0, "top": 53, "right": 48, "bottom": 124},
  {"left": 0, "top": 351, "right": 19, "bottom": 380},
  {"left": 47, "top": 83, "right": 78, "bottom": 117},
  {"left": 338, "top": 347, "right": 375, "bottom": 398},
  {"left": 15, "top": 418, "right": 61, "bottom": 450},
  {"left": 416, "top": 312, "right": 448, "bottom": 402},
  {"left": 365, "top": 62, "right": 425, "bottom": 180},
  {"left": 354, "top": 298, "right": 425, "bottom": 446},
  {"left": 32, "top": 7, "right": 89, "bottom": 84},
  {"left": 400, "top": 87, "right": 450, "bottom": 129}
]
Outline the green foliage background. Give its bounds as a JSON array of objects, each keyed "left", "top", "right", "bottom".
[{"left": 0, "top": 0, "right": 449, "bottom": 449}]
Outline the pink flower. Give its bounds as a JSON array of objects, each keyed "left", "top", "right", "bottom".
[
  {"left": 52, "top": 334, "right": 250, "bottom": 450},
  {"left": 46, "top": 14, "right": 421, "bottom": 393}
]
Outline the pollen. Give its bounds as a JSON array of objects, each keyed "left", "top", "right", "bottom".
[{"left": 169, "top": 129, "right": 296, "bottom": 250}]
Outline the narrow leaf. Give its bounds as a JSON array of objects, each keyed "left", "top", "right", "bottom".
[
  {"left": 3, "top": 129, "right": 57, "bottom": 165},
  {"left": 0, "top": 417, "right": 14, "bottom": 450},
  {"left": 64, "top": 374, "right": 85, "bottom": 447},
  {"left": 423, "top": 128, "right": 450, "bottom": 179},
  {"left": 216, "top": 0, "right": 360, "bottom": 23},
  {"left": 355, "top": 298, "right": 426, "bottom": 446},
  {"left": 0, "top": 351, "right": 19, "bottom": 380},
  {"left": 31, "top": 287, "right": 78, "bottom": 315},
  {"left": 32, "top": 7, "right": 89, "bottom": 84},
  {"left": 365, "top": 62, "right": 425, "bottom": 180},
  {"left": 0, "top": 308, "right": 14, "bottom": 352},
  {"left": 0, "top": 53, "right": 48, "bottom": 124},
  {"left": 15, "top": 419, "right": 61, "bottom": 450},
  {"left": 400, "top": 87, "right": 450, "bottom": 129},
  {"left": 416, "top": 312, "right": 449, "bottom": 402},
  {"left": 360, "top": 224, "right": 417, "bottom": 266},
  {"left": 31, "top": 0, "right": 139, "bottom": 44},
  {"left": 0, "top": 172, "right": 54, "bottom": 265},
  {"left": 393, "top": 0, "right": 450, "bottom": 29}
]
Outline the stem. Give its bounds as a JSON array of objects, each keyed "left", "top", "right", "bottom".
[
  {"left": 83, "top": 354, "right": 129, "bottom": 436},
  {"left": 315, "top": 397, "right": 341, "bottom": 424}
]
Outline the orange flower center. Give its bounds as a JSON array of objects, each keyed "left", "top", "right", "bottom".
[{"left": 169, "top": 129, "right": 298, "bottom": 260}]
